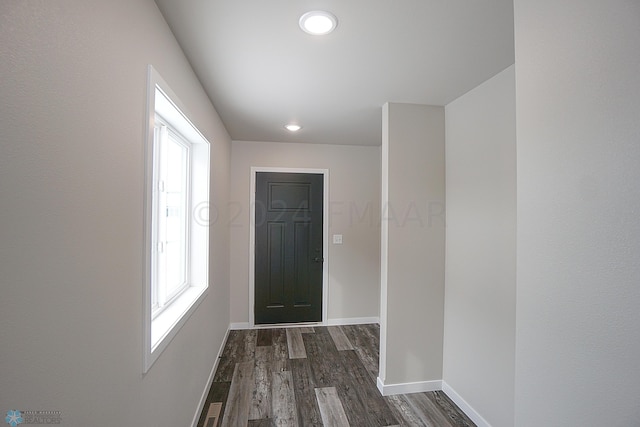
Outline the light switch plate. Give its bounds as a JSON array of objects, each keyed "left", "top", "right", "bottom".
[{"left": 333, "top": 234, "right": 343, "bottom": 244}]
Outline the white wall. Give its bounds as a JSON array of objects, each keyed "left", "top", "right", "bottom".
[
  {"left": 0, "top": 1, "right": 231, "bottom": 426},
  {"left": 229, "top": 140, "right": 381, "bottom": 325},
  {"left": 514, "top": 0, "right": 640, "bottom": 425},
  {"left": 380, "top": 103, "right": 446, "bottom": 389},
  {"left": 443, "top": 66, "right": 516, "bottom": 427}
]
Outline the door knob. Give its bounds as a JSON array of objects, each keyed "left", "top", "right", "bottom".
[{"left": 313, "top": 257, "right": 324, "bottom": 263}]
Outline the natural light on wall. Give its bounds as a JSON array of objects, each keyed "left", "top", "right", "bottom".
[{"left": 143, "top": 65, "right": 210, "bottom": 373}]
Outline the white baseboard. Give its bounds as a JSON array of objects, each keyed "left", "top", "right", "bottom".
[
  {"left": 376, "top": 377, "right": 442, "bottom": 396},
  {"left": 442, "top": 381, "right": 492, "bottom": 427},
  {"left": 229, "top": 322, "right": 250, "bottom": 330},
  {"left": 231, "top": 317, "right": 379, "bottom": 330},
  {"left": 191, "top": 327, "right": 230, "bottom": 427},
  {"left": 376, "top": 378, "right": 491, "bottom": 426},
  {"left": 327, "top": 316, "right": 380, "bottom": 325}
]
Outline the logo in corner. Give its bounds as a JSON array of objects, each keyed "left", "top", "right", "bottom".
[{"left": 5, "top": 411, "right": 23, "bottom": 427}]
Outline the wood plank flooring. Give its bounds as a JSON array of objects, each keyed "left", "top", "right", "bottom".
[{"left": 197, "top": 324, "right": 476, "bottom": 427}]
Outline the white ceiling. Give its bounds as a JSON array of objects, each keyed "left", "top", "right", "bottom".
[{"left": 154, "top": 0, "right": 514, "bottom": 146}]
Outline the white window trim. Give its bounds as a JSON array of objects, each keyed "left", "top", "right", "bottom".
[{"left": 143, "top": 65, "right": 210, "bottom": 373}]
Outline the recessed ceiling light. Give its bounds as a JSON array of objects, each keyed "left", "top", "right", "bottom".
[
  {"left": 285, "top": 124, "right": 302, "bottom": 132},
  {"left": 299, "top": 11, "right": 338, "bottom": 36}
]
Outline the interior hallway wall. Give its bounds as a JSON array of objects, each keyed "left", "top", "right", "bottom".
[
  {"left": 379, "top": 103, "right": 446, "bottom": 389},
  {"left": 514, "top": 0, "right": 640, "bottom": 425},
  {"left": 443, "top": 65, "right": 516, "bottom": 427},
  {"left": 0, "top": 1, "right": 231, "bottom": 426},
  {"left": 229, "top": 140, "right": 381, "bottom": 325}
]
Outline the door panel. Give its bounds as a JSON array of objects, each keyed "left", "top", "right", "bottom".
[
  {"left": 267, "top": 222, "right": 285, "bottom": 308},
  {"left": 293, "top": 221, "right": 311, "bottom": 307},
  {"left": 255, "top": 172, "right": 323, "bottom": 324}
]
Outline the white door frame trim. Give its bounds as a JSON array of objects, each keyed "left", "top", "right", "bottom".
[{"left": 249, "top": 167, "right": 330, "bottom": 328}]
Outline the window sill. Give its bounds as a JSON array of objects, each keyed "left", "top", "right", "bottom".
[{"left": 145, "top": 285, "right": 207, "bottom": 372}]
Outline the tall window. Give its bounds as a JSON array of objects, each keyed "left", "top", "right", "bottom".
[
  {"left": 152, "top": 120, "right": 189, "bottom": 313},
  {"left": 144, "top": 66, "right": 210, "bottom": 373}
]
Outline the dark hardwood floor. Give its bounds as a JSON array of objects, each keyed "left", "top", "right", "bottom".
[{"left": 197, "top": 324, "right": 475, "bottom": 427}]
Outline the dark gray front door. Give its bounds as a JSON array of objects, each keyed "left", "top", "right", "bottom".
[{"left": 254, "top": 172, "right": 324, "bottom": 325}]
